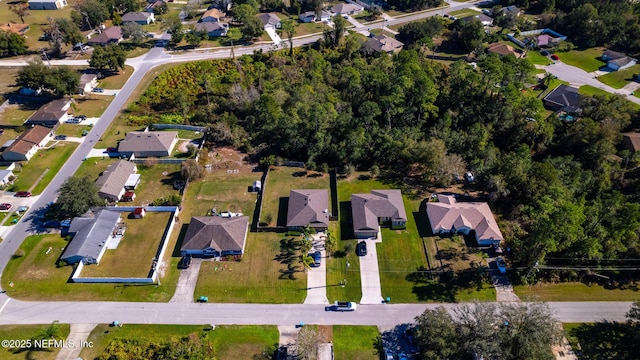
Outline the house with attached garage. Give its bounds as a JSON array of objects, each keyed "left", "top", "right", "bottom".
[
  {"left": 299, "top": 11, "right": 317, "bottom": 23},
  {"left": 286, "top": 189, "right": 330, "bottom": 231},
  {"left": 332, "top": 2, "right": 364, "bottom": 15},
  {"left": 117, "top": 131, "right": 178, "bottom": 158},
  {"left": 461, "top": 14, "right": 494, "bottom": 26},
  {"left": 602, "top": 49, "right": 637, "bottom": 71},
  {"left": 1, "top": 125, "right": 53, "bottom": 162},
  {"left": 543, "top": 84, "right": 582, "bottom": 114},
  {"left": 194, "top": 22, "right": 229, "bottom": 37},
  {"left": 61, "top": 209, "right": 124, "bottom": 264},
  {"left": 25, "top": 98, "right": 71, "bottom": 127},
  {"left": 87, "top": 26, "right": 122, "bottom": 46},
  {"left": 351, "top": 190, "right": 407, "bottom": 239},
  {"left": 181, "top": 216, "right": 249, "bottom": 258},
  {"left": 77, "top": 73, "right": 99, "bottom": 95},
  {"left": 122, "top": 12, "right": 155, "bottom": 25},
  {"left": 96, "top": 160, "right": 138, "bottom": 203},
  {"left": 364, "top": 34, "right": 404, "bottom": 55},
  {"left": 28, "top": 0, "right": 67, "bottom": 10},
  {"left": 257, "top": 13, "right": 281, "bottom": 29},
  {"left": 426, "top": 194, "right": 503, "bottom": 246}
]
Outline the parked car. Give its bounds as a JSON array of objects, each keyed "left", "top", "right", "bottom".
[
  {"left": 496, "top": 256, "right": 507, "bottom": 274},
  {"left": 550, "top": 54, "right": 560, "bottom": 60},
  {"left": 356, "top": 241, "right": 367, "bottom": 256},
  {"left": 54, "top": 135, "right": 67, "bottom": 140},
  {"left": 310, "top": 251, "right": 321, "bottom": 267},
  {"left": 15, "top": 191, "right": 31, "bottom": 197},
  {"left": 178, "top": 255, "right": 191, "bottom": 269},
  {"left": 93, "top": 87, "right": 105, "bottom": 93},
  {"left": 66, "top": 118, "right": 80, "bottom": 124},
  {"left": 540, "top": 50, "right": 550, "bottom": 56},
  {"left": 76, "top": 115, "right": 87, "bottom": 120},
  {"left": 0, "top": 203, "right": 12, "bottom": 211}
]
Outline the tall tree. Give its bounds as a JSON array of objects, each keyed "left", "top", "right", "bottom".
[
  {"left": 0, "top": 30, "right": 28, "bottom": 57},
  {"left": 89, "top": 44, "right": 126, "bottom": 72},
  {"left": 72, "top": 0, "right": 109, "bottom": 30},
  {"left": 280, "top": 19, "right": 296, "bottom": 57},
  {"left": 57, "top": 176, "right": 102, "bottom": 217},
  {"left": 9, "top": 2, "right": 30, "bottom": 24},
  {"left": 241, "top": 17, "right": 264, "bottom": 41}
]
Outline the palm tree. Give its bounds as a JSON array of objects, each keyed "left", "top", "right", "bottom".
[{"left": 280, "top": 19, "right": 297, "bottom": 57}]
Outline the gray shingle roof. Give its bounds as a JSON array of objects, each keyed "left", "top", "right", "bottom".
[
  {"left": 543, "top": 84, "right": 581, "bottom": 111},
  {"left": 181, "top": 216, "right": 249, "bottom": 253},
  {"left": 286, "top": 189, "right": 330, "bottom": 228},
  {"left": 427, "top": 194, "right": 503, "bottom": 241},
  {"left": 366, "top": 34, "right": 404, "bottom": 53},
  {"left": 61, "top": 210, "right": 122, "bottom": 262},
  {"left": 351, "top": 190, "right": 407, "bottom": 232},
  {"left": 26, "top": 99, "right": 70, "bottom": 123},
  {"left": 118, "top": 131, "right": 177, "bottom": 154},
  {"left": 96, "top": 160, "right": 136, "bottom": 200},
  {"left": 257, "top": 13, "right": 280, "bottom": 26}
]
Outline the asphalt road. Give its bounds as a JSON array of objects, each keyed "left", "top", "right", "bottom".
[{"left": 0, "top": 0, "right": 634, "bottom": 327}]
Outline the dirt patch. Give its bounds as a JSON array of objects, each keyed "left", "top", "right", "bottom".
[
  {"left": 318, "top": 325, "right": 333, "bottom": 342},
  {"left": 207, "top": 147, "right": 257, "bottom": 175}
]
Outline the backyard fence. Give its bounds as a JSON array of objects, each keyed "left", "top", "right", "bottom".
[{"left": 152, "top": 124, "right": 207, "bottom": 132}]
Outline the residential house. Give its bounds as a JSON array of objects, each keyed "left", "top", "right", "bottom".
[
  {"left": 25, "top": 98, "right": 71, "bottom": 127},
  {"left": 461, "top": 14, "right": 493, "bottom": 26},
  {"left": 201, "top": 8, "right": 225, "bottom": 22},
  {"left": 536, "top": 34, "right": 559, "bottom": 48},
  {"left": 87, "top": 26, "right": 122, "bottom": 46},
  {"left": 257, "top": 13, "right": 281, "bottom": 29},
  {"left": 0, "top": 169, "right": 15, "bottom": 186},
  {"left": 28, "top": 0, "right": 67, "bottom": 10},
  {"left": 299, "top": 11, "right": 316, "bottom": 23},
  {"left": 122, "top": 12, "right": 155, "bottom": 25},
  {"left": 1, "top": 125, "right": 53, "bottom": 161},
  {"left": 95, "top": 160, "right": 137, "bottom": 202},
  {"left": 117, "top": 131, "right": 178, "bottom": 158},
  {"left": 486, "top": 43, "right": 522, "bottom": 58},
  {"left": 61, "top": 210, "right": 123, "bottom": 264},
  {"left": 286, "top": 189, "right": 330, "bottom": 231},
  {"left": 319, "top": 11, "right": 332, "bottom": 22},
  {"left": 622, "top": 132, "right": 640, "bottom": 153},
  {"left": 77, "top": 73, "right": 98, "bottom": 95},
  {"left": 180, "top": 216, "right": 249, "bottom": 258},
  {"left": 351, "top": 190, "right": 407, "bottom": 239},
  {"left": 426, "top": 194, "right": 503, "bottom": 246},
  {"left": 543, "top": 84, "right": 582, "bottom": 113},
  {"left": 0, "top": 23, "right": 30, "bottom": 36},
  {"left": 602, "top": 49, "right": 637, "bottom": 71},
  {"left": 364, "top": 34, "right": 404, "bottom": 55},
  {"left": 332, "top": 2, "right": 364, "bottom": 15},
  {"left": 145, "top": 0, "right": 163, "bottom": 13},
  {"left": 194, "top": 22, "right": 229, "bottom": 37},
  {"left": 500, "top": 5, "right": 520, "bottom": 16}
]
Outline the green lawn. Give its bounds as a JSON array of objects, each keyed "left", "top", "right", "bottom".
[
  {"left": 1, "top": 234, "right": 179, "bottom": 301},
  {"left": 260, "top": 166, "right": 330, "bottom": 227},
  {"left": 0, "top": 67, "right": 21, "bottom": 96},
  {"left": 0, "top": 104, "right": 37, "bottom": 126},
  {"left": 0, "top": 324, "right": 70, "bottom": 360},
  {"left": 596, "top": 64, "right": 640, "bottom": 89},
  {"left": 194, "top": 231, "right": 307, "bottom": 303},
  {"left": 97, "top": 66, "right": 135, "bottom": 89},
  {"left": 514, "top": 282, "right": 640, "bottom": 301},
  {"left": 524, "top": 50, "right": 552, "bottom": 66},
  {"left": 73, "top": 157, "right": 116, "bottom": 182},
  {"left": 55, "top": 124, "right": 92, "bottom": 138},
  {"left": 80, "top": 324, "right": 278, "bottom": 360},
  {"left": 131, "top": 164, "right": 182, "bottom": 206},
  {"left": 578, "top": 85, "right": 611, "bottom": 97},
  {"left": 557, "top": 48, "right": 606, "bottom": 73},
  {"left": 71, "top": 95, "right": 113, "bottom": 118},
  {"left": 2, "top": 207, "right": 28, "bottom": 226},
  {"left": 326, "top": 222, "right": 363, "bottom": 303},
  {"left": 538, "top": 78, "right": 570, "bottom": 99},
  {"left": 10, "top": 142, "right": 78, "bottom": 194},
  {"left": 80, "top": 212, "right": 172, "bottom": 278},
  {"left": 333, "top": 326, "right": 380, "bottom": 360},
  {"left": 449, "top": 9, "right": 480, "bottom": 17}
]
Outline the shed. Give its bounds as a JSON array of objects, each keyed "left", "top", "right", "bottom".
[
  {"left": 132, "top": 207, "right": 145, "bottom": 219},
  {"left": 252, "top": 180, "right": 262, "bottom": 192}
]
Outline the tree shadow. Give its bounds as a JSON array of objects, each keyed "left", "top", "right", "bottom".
[
  {"left": 568, "top": 321, "right": 640, "bottom": 359},
  {"left": 413, "top": 199, "right": 433, "bottom": 238},
  {"left": 171, "top": 223, "right": 189, "bottom": 257},
  {"left": 339, "top": 201, "right": 354, "bottom": 240}
]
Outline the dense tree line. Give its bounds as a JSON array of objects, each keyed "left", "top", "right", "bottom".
[
  {"left": 387, "top": 0, "right": 441, "bottom": 11},
  {"left": 129, "top": 35, "right": 640, "bottom": 282},
  {"left": 15, "top": 59, "right": 80, "bottom": 96}
]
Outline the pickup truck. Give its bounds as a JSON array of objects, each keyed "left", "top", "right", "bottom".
[{"left": 325, "top": 301, "right": 357, "bottom": 312}]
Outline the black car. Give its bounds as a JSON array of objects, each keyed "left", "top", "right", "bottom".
[
  {"left": 356, "top": 241, "right": 367, "bottom": 256},
  {"left": 178, "top": 255, "right": 191, "bottom": 269},
  {"left": 310, "top": 251, "right": 321, "bottom": 267},
  {"left": 43, "top": 220, "right": 61, "bottom": 228}
]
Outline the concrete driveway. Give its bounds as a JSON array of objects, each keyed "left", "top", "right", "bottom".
[
  {"left": 304, "top": 233, "right": 329, "bottom": 304},
  {"left": 170, "top": 258, "right": 202, "bottom": 303},
  {"left": 264, "top": 27, "right": 283, "bottom": 48},
  {"left": 359, "top": 235, "right": 384, "bottom": 304}
]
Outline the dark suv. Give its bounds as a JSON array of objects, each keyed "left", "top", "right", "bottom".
[
  {"left": 356, "top": 241, "right": 367, "bottom": 256},
  {"left": 178, "top": 255, "right": 191, "bottom": 269}
]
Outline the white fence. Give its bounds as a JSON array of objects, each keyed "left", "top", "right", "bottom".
[{"left": 70, "top": 206, "right": 179, "bottom": 283}]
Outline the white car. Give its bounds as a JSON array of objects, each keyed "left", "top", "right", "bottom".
[{"left": 496, "top": 257, "right": 507, "bottom": 274}]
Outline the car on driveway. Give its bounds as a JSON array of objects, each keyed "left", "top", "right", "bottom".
[
  {"left": 15, "top": 191, "right": 31, "bottom": 197},
  {"left": 310, "top": 251, "right": 321, "bottom": 267},
  {"left": 0, "top": 203, "right": 12, "bottom": 211},
  {"left": 43, "top": 220, "right": 61, "bottom": 228},
  {"left": 93, "top": 87, "right": 104, "bottom": 93},
  {"left": 496, "top": 256, "right": 507, "bottom": 274},
  {"left": 54, "top": 135, "right": 67, "bottom": 140},
  {"left": 550, "top": 54, "right": 560, "bottom": 60},
  {"left": 356, "top": 241, "right": 367, "bottom": 256},
  {"left": 178, "top": 255, "right": 191, "bottom": 269}
]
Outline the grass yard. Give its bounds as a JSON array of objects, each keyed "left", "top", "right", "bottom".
[
  {"left": 80, "top": 324, "right": 278, "bottom": 360},
  {"left": 2, "top": 207, "right": 28, "bottom": 226},
  {"left": 538, "top": 77, "right": 570, "bottom": 98},
  {"left": 557, "top": 48, "right": 606, "bottom": 73},
  {"left": 291, "top": 21, "right": 327, "bottom": 37},
  {"left": 10, "top": 142, "right": 78, "bottom": 194},
  {"left": 0, "top": 103, "right": 37, "bottom": 126},
  {"left": 71, "top": 94, "right": 113, "bottom": 118},
  {"left": 0, "top": 324, "right": 71, "bottom": 360},
  {"left": 73, "top": 157, "right": 116, "bottom": 181},
  {"left": 260, "top": 166, "right": 330, "bottom": 227},
  {"left": 97, "top": 66, "right": 135, "bottom": 89},
  {"left": 596, "top": 64, "right": 640, "bottom": 89},
  {"left": 578, "top": 85, "right": 611, "bottom": 97},
  {"left": 333, "top": 326, "right": 380, "bottom": 360},
  {"left": 449, "top": 9, "right": 480, "bottom": 17},
  {"left": 2, "top": 233, "right": 180, "bottom": 301},
  {"left": 525, "top": 50, "right": 552, "bottom": 66},
  {"left": 169, "top": 129, "right": 205, "bottom": 139},
  {"left": 563, "top": 322, "right": 639, "bottom": 359},
  {"left": 0, "top": 67, "right": 21, "bottom": 96},
  {"left": 514, "top": 282, "right": 640, "bottom": 301},
  {"left": 54, "top": 124, "right": 92, "bottom": 138},
  {"left": 194, "top": 232, "right": 307, "bottom": 303},
  {"left": 0, "top": 128, "right": 19, "bottom": 148},
  {"left": 326, "top": 223, "right": 363, "bottom": 302},
  {"left": 131, "top": 164, "right": 182, "bottom": 206},
  {"left": 80, "top": 212, "right": 172, "bottom": 278}
]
